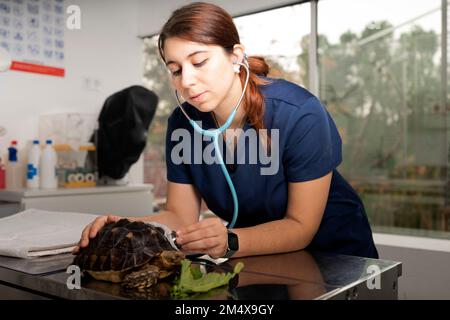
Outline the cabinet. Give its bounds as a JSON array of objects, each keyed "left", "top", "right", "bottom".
[{"left": 0, "top": 184, "right": 154, "bottom": 217}]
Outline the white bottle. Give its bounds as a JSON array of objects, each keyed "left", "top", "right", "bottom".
[
  {"left": 26, "top": 140, "right": 41, "bottom": 189},
  {"left": 5, "top": 140, "right": 24, "bottom": 190},
  {"left": 40, "top": 139, "right": 58, "bottom": 189}
]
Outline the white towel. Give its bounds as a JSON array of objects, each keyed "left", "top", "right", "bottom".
[{"left": 0, "top": 209, "right": 98, "bottom": 258}]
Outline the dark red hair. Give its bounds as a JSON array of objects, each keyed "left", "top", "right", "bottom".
[{"left": 158, "top": 2, "right": 270, "bottom": 135}]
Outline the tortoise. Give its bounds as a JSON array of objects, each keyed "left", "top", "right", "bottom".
[{"left": 72, "top": 219, "right": 185, "bottom": 290}]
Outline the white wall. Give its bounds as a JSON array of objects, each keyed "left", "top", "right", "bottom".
[
  {"left": 0, "top": 0, "right": 144, "bottom": 183},
  {"left": 377, "top": 245, "right": 450, "bottom": 300},
  {"left": 374, "top": 234, "right": 450, "bottom": 299}
]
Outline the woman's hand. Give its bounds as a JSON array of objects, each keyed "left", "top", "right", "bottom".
[
  {"left": 175, "top": 217, "right": 228, "bottom": 259},
  {"left": 72, "top": 215, "right": 121, "bottom": 254}
]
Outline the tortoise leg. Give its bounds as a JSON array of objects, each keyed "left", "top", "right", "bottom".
[{"left": 122, "top": 265, "right": 160, "bottom": 290}]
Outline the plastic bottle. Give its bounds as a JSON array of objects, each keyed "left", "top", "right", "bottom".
[
  {"left": 26, "top": 140, "right": 41, "bottom": 189},
  {"left": 40, "top": 139, "right": 58, "bottom": 189},
  {"left": 6, "top": 140, "right": 24, "bottom": 189},
  {"left": 0, "top": 156, "right": 5, "bottom": 189}
]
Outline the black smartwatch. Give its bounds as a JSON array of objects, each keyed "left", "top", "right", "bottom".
[{"left": 223, "top": 230, "right": 239, "bottom": 258}]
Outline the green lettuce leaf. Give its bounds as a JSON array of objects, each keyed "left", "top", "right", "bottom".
[{"left": 171, "top": 259, "right": 243, "bottom": 299}]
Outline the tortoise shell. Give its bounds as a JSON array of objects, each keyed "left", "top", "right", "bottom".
[{"left": 73, "top": 219, "right": 175, "bottom": 273}]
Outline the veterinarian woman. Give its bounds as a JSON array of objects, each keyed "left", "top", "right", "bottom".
[{"left": 74, "top": 2, "right": 378, "bottom": 260}]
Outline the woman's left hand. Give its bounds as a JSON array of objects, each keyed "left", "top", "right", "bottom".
[{"left": 175, "top": 217, "right": 228, "bottom": 258}]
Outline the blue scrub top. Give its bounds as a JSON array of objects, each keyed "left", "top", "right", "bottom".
[{"left": 165, "top": 78, "right": 378, "bottom": 259}]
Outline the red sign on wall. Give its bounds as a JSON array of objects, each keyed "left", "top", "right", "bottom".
[{"left": 10, "top": 61, "right": 65, "bottom": 77}]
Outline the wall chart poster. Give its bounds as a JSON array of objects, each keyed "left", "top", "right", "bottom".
[{"left": 0, "top": 0, "right": 65, "bottom": 77}]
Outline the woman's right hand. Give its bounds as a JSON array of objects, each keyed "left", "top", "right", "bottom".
[{"left": 72, "top": 215, "right": 121, "bottom": 254}]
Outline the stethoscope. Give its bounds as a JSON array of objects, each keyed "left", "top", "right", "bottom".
[{"left": 174, "top": 59, "right": 250, "bottom": 229}]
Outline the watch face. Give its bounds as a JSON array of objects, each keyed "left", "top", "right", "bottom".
[{"left": 228, "top": 231, "right": 239, "bottom": 251}]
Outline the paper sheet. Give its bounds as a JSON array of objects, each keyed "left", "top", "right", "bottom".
[{"left": 0, "top": 209, "right": 97, "bottom": 258}]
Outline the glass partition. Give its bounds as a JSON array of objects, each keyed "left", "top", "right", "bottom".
[{"left": 318, "top": 0, "right": 449, "bottom": 238}]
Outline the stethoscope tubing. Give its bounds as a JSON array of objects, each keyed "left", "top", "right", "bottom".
[{"left": 174, "top": 60, "right": 250, "bottom": 229}]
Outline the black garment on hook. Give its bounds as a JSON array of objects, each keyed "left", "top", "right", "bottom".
[{"left": 96, "top": 85, "right": 158, "bottom": 179}]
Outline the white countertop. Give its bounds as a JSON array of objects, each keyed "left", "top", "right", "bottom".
[{"left": 0, "top": 184, "right": 153, "bottom": 201}]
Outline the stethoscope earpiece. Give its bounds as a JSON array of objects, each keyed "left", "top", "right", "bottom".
[{"left": 233, "top": 54, "right": 249, "bottom": 73}]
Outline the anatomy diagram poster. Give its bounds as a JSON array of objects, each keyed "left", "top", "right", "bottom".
[{"left": 0, "top": 0, "right": 65, "bottom": 77}]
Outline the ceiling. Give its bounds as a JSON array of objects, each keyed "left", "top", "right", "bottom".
[{"left": 137, "top": 0, "right": 307, "bottom": 36}]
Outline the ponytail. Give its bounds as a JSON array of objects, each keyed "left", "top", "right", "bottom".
[{"left": 240, "top": 56, "right": 271, "bottom": 150}]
